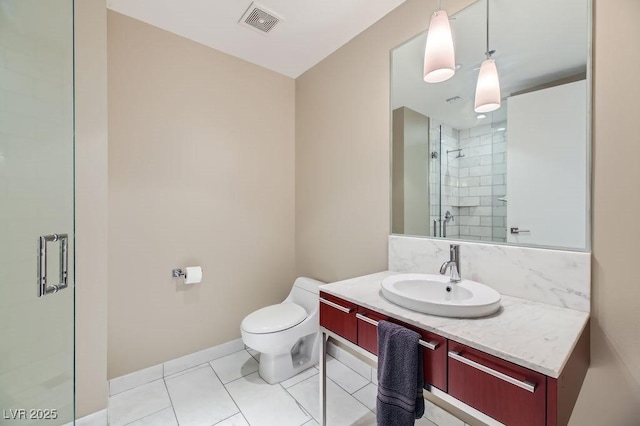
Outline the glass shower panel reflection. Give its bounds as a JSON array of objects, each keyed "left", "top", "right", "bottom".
[
  {"left": 439, "top": 123, "right": 460, "bottom": 239},
  {"left": 430, "top": 121, "right": 461, "bottom": 239},
  {"left": 429, "top": 124, "right": 441, "bottom": 237},
  {"left": 0, "top": 0, "right": 75, "bottom": 424},
  {"left": 491, "top": 123, "right": 508, "bottom": 242}
]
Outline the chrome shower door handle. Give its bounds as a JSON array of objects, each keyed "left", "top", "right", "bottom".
[{"left": 38, "top": 234, "right": 69, "bottom": 297}]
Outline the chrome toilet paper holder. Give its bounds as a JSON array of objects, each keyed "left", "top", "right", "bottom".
[
  {"left": 171, "top": 266, "right": 203, "bottom": 285},
  {"left": 171, "top": 268, "right": 186, "bottom": 278}
]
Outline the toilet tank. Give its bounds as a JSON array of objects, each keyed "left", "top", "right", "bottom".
[{"left": 285, "top": 277, "right": 324, "bottom": 314}]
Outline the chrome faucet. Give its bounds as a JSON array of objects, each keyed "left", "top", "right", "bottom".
[{"left": 439, "top": 244, "right": 461, "bottom": 283}]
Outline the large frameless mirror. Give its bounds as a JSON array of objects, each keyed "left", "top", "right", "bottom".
[{"left": 391, "top": 0, "right": 590, "bottom": 251}]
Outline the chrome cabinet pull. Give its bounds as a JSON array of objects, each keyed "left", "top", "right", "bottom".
[
  {"left": 319, "top": 297, "right": 353, "bottom": 314},
  {"left": 418, "top": 339, "right": 439, "bottom": 351},
  {"left": 356, "top": 313, "right": 439, "bottom": 351},
  {"left": 448, "top": 351, "right": 536, "bottom": 393},
  {"left": 38, "top": 234, "right": 69, "bottom": 297},
  {"left": 355, "top": 313, "right": 378, "bottom": 326}
]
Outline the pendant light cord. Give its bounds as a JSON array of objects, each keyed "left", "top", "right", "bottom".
[{"left": 486, "top": 0, "right": 490, "bottom": 59}]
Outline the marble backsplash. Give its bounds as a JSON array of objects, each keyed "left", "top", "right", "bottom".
[{"left": 388, "top": 235, "right": 591, "bottom": 312}]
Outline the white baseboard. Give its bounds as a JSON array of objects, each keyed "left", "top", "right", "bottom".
[
  {"left": 109, "top": 364, "right": 163, "bottom": 396},
  {"left": 163, "top": 338, "right": 245, "bottom": 377},
  {"left": 108, "top": 338, "right": 245, "bottom": 396}
]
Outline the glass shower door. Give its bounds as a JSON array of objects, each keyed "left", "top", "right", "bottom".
[{"left": 0, "top": 0, "right": 75, "bottom": 424}]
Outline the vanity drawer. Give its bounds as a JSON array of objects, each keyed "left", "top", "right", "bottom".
[
  {"left": 355, "top": 307, "right": 388, "bottom": 354},
  {"left": 419, "top": 329, "right": 447, "bottom": 392},
  {"left": 397, "top": 321, "right": 448, "bottom": 392},
  {"left": 319, "top": 292, "right": 357, "bottom": 343},
  {"left": 448, "top": 342, "right": 546, "bottom": 426},
  {"left": 356, "top": 310, "right": 448, "bottom": 392}
]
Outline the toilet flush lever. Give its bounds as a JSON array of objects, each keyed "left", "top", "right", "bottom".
[{"left": 510, "top": 227, "right": 530, "bottom": 234}]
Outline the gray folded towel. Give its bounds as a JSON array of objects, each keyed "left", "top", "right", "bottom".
[{"left": 376, "top": 320, "right": 424, "bottom": 426}]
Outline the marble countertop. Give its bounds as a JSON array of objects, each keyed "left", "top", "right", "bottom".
[{"left": 319, "top": 271, "right": 589, "bottom": 378}]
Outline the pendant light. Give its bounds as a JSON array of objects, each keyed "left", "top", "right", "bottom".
[
  {"left": 474, "top": 0, "right": 501, "bottom": 113},
  {"left": 423, "top": 0, "right": 455, "bottom": 83}
]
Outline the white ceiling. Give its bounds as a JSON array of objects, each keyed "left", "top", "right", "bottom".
[
  {"left": 392, "top": 0, "right": 589, "bottom": 130},
  {"left": 107, "top": 0, "right": 407, "bottom": 78}
]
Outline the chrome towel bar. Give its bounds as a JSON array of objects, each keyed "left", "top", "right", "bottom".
[{"left": 355, "top": 313, "right": 439, "bottom": 351}]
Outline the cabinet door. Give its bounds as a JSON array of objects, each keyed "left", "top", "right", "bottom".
[
  {"left": 319, "top": 292, "right": 357, "bottom": 343},
  {"left": 448, "top": 342, "right": 546, "bottom": 426}
]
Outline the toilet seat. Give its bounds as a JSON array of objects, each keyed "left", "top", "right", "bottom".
[{"left": 241, "top": 303, "right": 307, "bottom": 334}]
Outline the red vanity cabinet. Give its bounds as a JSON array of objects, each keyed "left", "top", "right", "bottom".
[
  {"left": 318, "top": 293, "right": 588, "bottom": 426},
  {"left": 448, "top": 341, "right": 547, "bottom": 426},
  {"left": 319, "top": 292, "right": 357, "bottom": 343}
]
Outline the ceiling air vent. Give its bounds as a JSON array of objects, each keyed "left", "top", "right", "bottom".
[{"left": 239, "top": 2, "right": 282, "bottom": 35}]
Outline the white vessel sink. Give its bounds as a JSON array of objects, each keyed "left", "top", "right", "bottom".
[{"left": 381, "top": 274, "right": 501, "bottom": 318}]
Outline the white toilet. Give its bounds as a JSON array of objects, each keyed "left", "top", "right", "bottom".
[{"left": 241, "top": 277, "right": 323, "bottom": 384}]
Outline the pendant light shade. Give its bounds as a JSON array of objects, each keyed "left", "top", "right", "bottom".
[
  {"left": 423, "top": 10, "right": 455, "bottom": 83},
  {"left": 474, "top": 0, "right": 500, "bottom": 113},
  {"left": 474, "top": 58, "right": 501, "bottom": 113}
]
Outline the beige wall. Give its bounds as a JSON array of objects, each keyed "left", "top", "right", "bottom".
[
  {"left": 569, "top": 0, "right": 640, "bottom": 423},
  {"left": 75, "top": 0, "right": 109, "bottom": 417},
  {"left": 107, "top": 12, "right": 296, "bottom": 378},
  {"left": 296, "top": 0, "right": 640, "bottom": 424},
  {"left": 296, "top": 0, "right": 476, "bottom": 283}
]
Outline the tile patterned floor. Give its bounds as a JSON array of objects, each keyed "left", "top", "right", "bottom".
[{"left": 108, "top": 348, "right": 465, "bottom": 426}]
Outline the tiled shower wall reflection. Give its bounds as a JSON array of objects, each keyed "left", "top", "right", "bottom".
[
  {"left": 457, "top": 121, "right": 507, "bottom": 242},
  {"left": 429, "top": 120, "right": 507, "bottom": 242}
]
